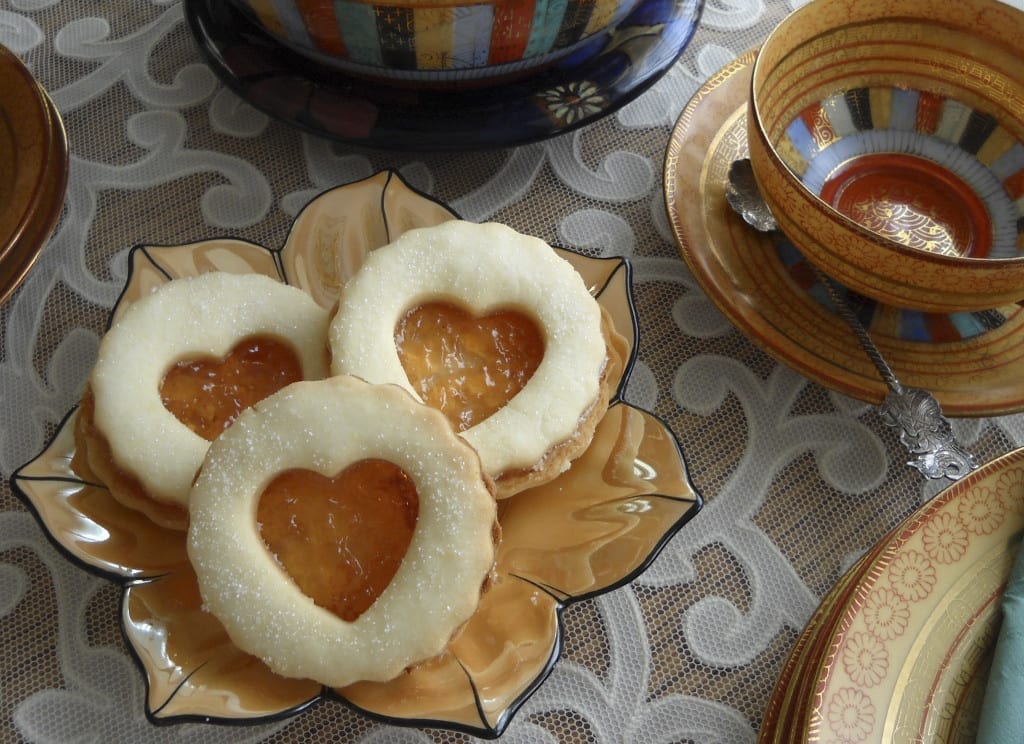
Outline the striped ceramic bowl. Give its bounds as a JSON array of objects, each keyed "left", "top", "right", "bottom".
[
  {"left": 748, "top": 0, "right": 1024, "bottom": 313},
  {"left": 228, "top": 0, "right": 641, "bottom": 83}
]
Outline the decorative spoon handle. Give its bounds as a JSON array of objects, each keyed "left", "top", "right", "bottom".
[
  {"left": 813, "top": 268, "right": 978, "bottom": 480},
  {"left": 726, "top": 158, "right": 978, "bottom": 481}
]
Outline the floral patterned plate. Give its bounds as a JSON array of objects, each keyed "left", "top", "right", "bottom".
[
  {"left": 761, "top": 447, "right": 1024, "bottom": 743},
  {"left": 759, "top": 536, "right": 884, "bottom": 742},
  {"left": 184, "top": 0, "right": 704, "bottom": 150},
  {"left": 11, "top": 170, "right": 702, "bottom": 738}
]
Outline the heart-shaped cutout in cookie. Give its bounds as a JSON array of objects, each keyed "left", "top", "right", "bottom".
[
  {"left": 160, "top": 336, "right": 303, "bottom": 441},
  {"left": 257, "top": 459, "right": 419, "bottom": 622},
  {"left": 395, "top": 302, "right": 544, "bottom": 432}
]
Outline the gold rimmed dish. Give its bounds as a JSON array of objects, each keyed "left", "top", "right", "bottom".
[
  {"left": 664, "top": 51, "right": 1024, "bottom": 417},
  {"left": 0, "top": 45, "right": 68, "bottom": 304},
  {"left": 11, "top": 170, "right": 703, "bottom": 738},
  {"left": 748, "top": 0, "right": 1024, "bottom": 314},
  {"left": 760, "top": 513, "right": 922, "bottom": 742},
  {"left": 795, "top": 448, "right": 1024, "bottom": 742},
  {"left": 761, "top": 447, "right": 1024, "bottom": 742}
]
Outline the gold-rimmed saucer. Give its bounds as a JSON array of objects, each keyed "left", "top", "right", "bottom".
[
  {"left": 0, "top": 46, "right": 69, "bottom": 304},
  {"left": 663, "top": 51, "right": 1024, "bottom": 417}
]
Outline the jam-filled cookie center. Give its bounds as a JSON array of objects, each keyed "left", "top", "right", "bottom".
[
  {"left": 160, "top": 336, "right": 303, "bottom": 441},
  {"left": 257, "top": 459, "right": 419, "bottom": 623},
  {"left": 395, "top": 302, "right": 545, "bottom": 432}
]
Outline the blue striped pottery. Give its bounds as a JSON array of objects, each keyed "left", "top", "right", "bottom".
[{"left": 228, "top": 0, "right": 641, "bottom": 83}]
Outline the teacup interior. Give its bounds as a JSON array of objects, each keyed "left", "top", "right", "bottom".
[{"left": 776, "top": 86, "right": 1024, "bottom": 259}]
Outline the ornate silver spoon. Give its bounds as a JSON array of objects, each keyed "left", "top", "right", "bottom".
[{"left": 725, "top": 158, "right": 977, "bottom": 481}]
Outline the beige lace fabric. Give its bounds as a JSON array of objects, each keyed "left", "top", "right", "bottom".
[{"left": 2, "top": 1, "right": 1024, "bottom": 742}]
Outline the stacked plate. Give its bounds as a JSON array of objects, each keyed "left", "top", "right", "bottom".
[
  {"left": 759, "top": 447, "right": 1024, "bottom": 742},
  {"left": 0, "top": 44, "right": 68, "bottom": 304}
]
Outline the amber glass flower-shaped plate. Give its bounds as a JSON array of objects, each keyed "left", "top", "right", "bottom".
[{"left": 11, "top": 170, "right": 702, "bottom": 737}]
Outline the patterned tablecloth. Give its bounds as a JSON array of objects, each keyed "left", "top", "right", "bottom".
[{"left": 2, "top": 1, "right": 1023, "bottom": 742}]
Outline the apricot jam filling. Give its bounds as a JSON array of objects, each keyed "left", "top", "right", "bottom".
[
  {"left": 395, "top": 302, "right": 545, "bottom": 432},
  {"left": 160, "top": 336, "right": 303, "bottom": 441},
  {"left": 257, "top": 459, "right": 419, "bottom": 622}
]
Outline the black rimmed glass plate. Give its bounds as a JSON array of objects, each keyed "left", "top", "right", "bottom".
[{"left": 12, "top": 171, "right": 703, "bottom": 738}]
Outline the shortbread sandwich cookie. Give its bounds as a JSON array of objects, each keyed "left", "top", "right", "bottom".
[
  {"left": 77, "top": 272, "right": 329, "bottom": 529},
  {"left": 187, "top": 375, "right": 498, "bottom": 687},
  {"left": 328, "top": 220, "right": 611, "bottom": 498}
]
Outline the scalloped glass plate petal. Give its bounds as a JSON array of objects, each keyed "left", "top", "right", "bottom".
[{"left": 11, "top": 170, "right": 702, "bottom": 738}]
